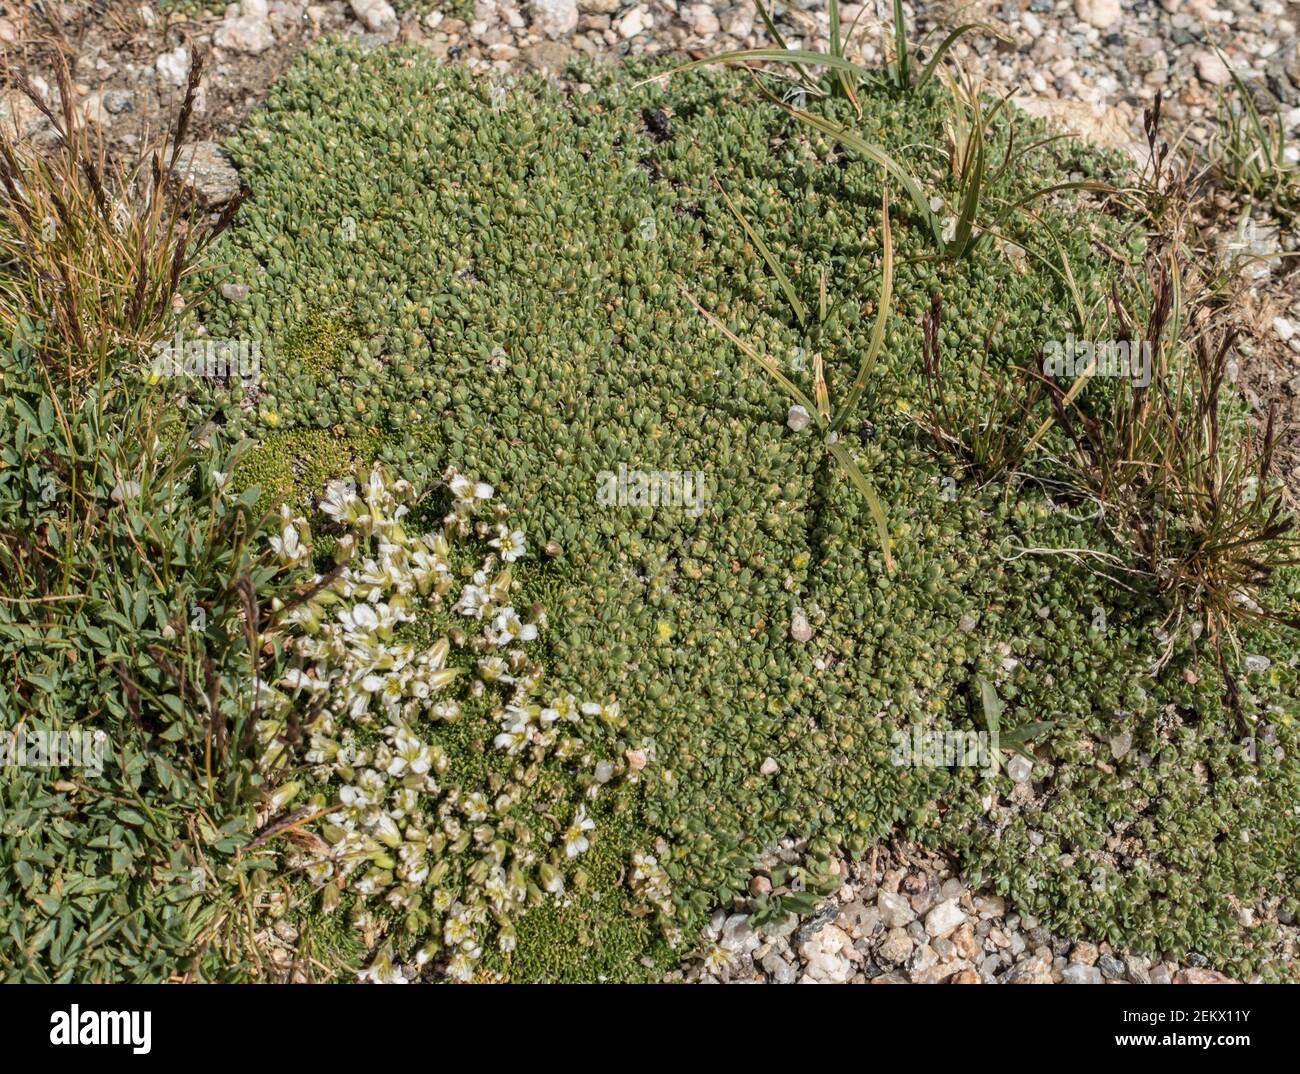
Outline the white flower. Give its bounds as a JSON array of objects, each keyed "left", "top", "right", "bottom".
[
  {"left": 702, "top": 944, "right": 731, "bottom": 976},
  {"left": 449, "top": 474, "right": 494, "bottom": 501},
  {"left": 477, "top": 655, "right": 512, "bottom": 683},
  {"left": 581, "top": 699, "right": 620, "bottom": 726},
  {"left": 563, "top": 805, "right": 595, "bottom": 858},
  {"left": 454, "top": 572, "right": 491, "bottom": 619},
  {"left": 388, "top": 728, "right": 432, "bottom": 776},
  {"left": 490, "top": 607, "right": 537, "bottom": 646},
  {"left": 445, "top": 952, "right": 477, "bottom": 982},
  {"left": 462, "top": 791, "right": 489, "bottom": 822},
  {"left": 941, "top": 216, "right": 958, "bottom": 244},
  {"left": 321, "top": 478, "right": 359, "bottom": 524},
  {"left": 493, "top": 709, "right": 532, "bottom": 754},
  {"left": 339, "top": 603, "right": 379, "bottom": 634},
  {"left": 357, "top": 962, "right": 407, "bottom": 985},
  {"left": 488, "top": 526, "right": 526, "bottom": 562}
]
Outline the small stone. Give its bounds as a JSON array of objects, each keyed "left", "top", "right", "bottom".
[
  {"left": 877, "top": 890, "right": 915, "bottom": 929},
  {"left": 759, "top": 756, "right": 779, "bottom": 776},
  {"left": 837, "top": 900, "right": 880, "bottom": 937},
  {"left": 103, "top": 90, "right": 134, "bottom": 115},
  {"left": 1174, "top": 967, "right": 1236, "bottom": 984},
  {"left": 1062, "top": 961, "right": 1103, "bottom": 984},
  {"left": 0, "top": 89, "right": 47, "bottom": 142},
  {"left": 0, "top": 17, "right": 18, "bottom": 45},
  {"left": 924, "top": 899, "right": 966, "bottom": 939},
  {"left": 1097, "top": 953, "right": 1126, "bottom": 979},
  {"left": 790, "top": 609, "right": 813, "bottom": 643},
  {"left": 213, "top": 15, "right": 276, "bottom": 53},
  {"left": 799, "top": 924, "right": 853, "bottom": 983},
  {"left": 1274, "top": 316, "right": 1298, "bottom": 341},
  {"left": 1126, "top": 960, "right": 1152, "bottom": 984},
  {"left": 786, "top": 404, "right": 811, "bottom": 432},
  {"left": 686, "top": 3, "right": 720, "bottom": 36},
  {"left": 952, "top": 969, "right": 980, "bottom": 984},
  {"left": 1193, "top": 50, "right": 1232, "bottom": 87},
  {"left": 951, "top": 923, "right": 980, "bottom": 961},
  {"left": 1006, "top": 753, "right": 1034, "bottom": 783},
  {"left": 760, "top": 949, "right": 797, "bottom": 984},
  {"left": 521, "top": 40, "right": 572, "bottom": 73},
  {"left": 1109, "top": 732, "right": 1132, "bottom": 761},
  {"left": 1074, "top": 0, "right": 1121, "bottom": 29},
  {"left": 749, "top": 875, "right": 772, "bottom": 897},
  {"left": 616, "top": 7, "right": 648, "bottom": 38},
  {"left": 221, "top": 283, "right": 250, "bottom": 302},
  {"left": 907, "top": 942, "right": 939, "bottom": 976},
  {"left": 720, "top": 913, "right": 758, "bottom": 955},
  {"left": 171, "top": 142, "right": 241, "bottom": 208},
  {"left": 350, "top": 0, "right": 397, "bottom": 32},
  {"left": 528, "top": 0, "right": 578, "bottom": 38},
  {"left": 878, "top": 926, "right": 913, "bottom": 964},
  {"left": 722, "top": 7, "right": 753, "bottom": 38},
  {"left": 156, "top": 46, "right": 191, "bottom": 88},
  {"left": 1070, "top": 941, "right": 1099, "bottom": 965},
  {"left": 80, "top": 94, "right": 109, "bottom": 127}
]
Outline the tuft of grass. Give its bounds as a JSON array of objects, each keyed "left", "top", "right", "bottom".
[
  {"left": 915, "top": 290, "right": 1046, "bottom": 482},
  {"left": 1041, "top": 245, "right": 1300, "bottom": 725},
  {"left": 0, "top": 48, "right": 243, "bottom": 391},
  {"left": 1205, "top": 56, "right": 1300, "bottom": 215}
]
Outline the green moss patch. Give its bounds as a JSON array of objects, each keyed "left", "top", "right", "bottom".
[{"left": 197, "top": 42, "right": 1299, "bottom": 980}]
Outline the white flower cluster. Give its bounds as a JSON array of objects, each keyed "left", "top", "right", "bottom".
[
  {"left": 629, "top": 843, "right": 678, "bottom": 945},
  {"left": 257, "top": 465, "right": 619, "bottom": 983}
]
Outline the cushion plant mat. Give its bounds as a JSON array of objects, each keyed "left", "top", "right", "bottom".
[{"left": 198, "top": 41, "right": 1300, "bottom": 981}]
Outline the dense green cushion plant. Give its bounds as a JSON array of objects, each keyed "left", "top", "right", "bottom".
[{"left": 193, "top": 41, "right": 1298, "bottom": 980}]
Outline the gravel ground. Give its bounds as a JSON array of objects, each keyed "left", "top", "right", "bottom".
[
  {"left": 1, "top": 0, "right": 1296, "bottom": 983},
  {"left": 675, "top": 837, "right": 1296, "bottom": 983}
]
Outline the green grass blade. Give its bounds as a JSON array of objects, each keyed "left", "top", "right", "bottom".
[
  {"left": 650, "top": 48, "right": 883, "bottom": 87},
  {"left": 950, "top": 102, "right": 985, "bottom": 258},
  {"left": 831, "top": 187, "right": 892, "bottom": 431},
  {"left": 714, "top": 178, "right": 807, "bottom": 326},
  {"left": 828, "top": 438, "right": 894, "bottom": 572},
  {"left": 892, "top": 0, "right": 910, "bottom": 90},
  {"left": 681, "top": 286, "right": 821, "bottom": 418},
  {"left": 978, "top": 678, "right": 1003, "bottom": 739},
  {"left": 752, "top": 1, "right": 818, "bottom": 90},
  {"left": 915, "top": 24, "right": 1007, "bottom": 90},
  {"left": 827, "top": 0, "right": 857, "bottom": 105},
  {"left": 752, "top": 82, "right": 940, "bottom": 241}
]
